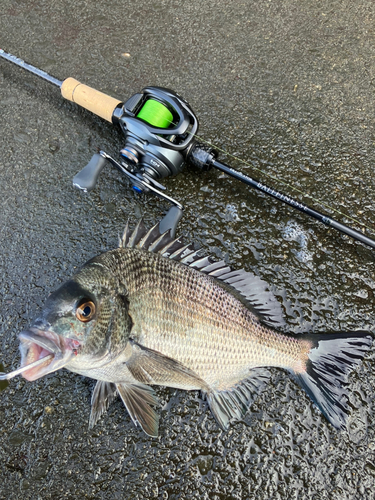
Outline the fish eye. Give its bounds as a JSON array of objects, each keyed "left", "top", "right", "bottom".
[{"left": 76, "top": 299, "right": 96, "bottom": 322}]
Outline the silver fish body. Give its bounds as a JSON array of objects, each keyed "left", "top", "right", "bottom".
[
  {"left": 106, "top": 247, "right": 307, "bottom": 386},
  {"left": 17, "top": 222, "right": 373, "bottom": 436}
]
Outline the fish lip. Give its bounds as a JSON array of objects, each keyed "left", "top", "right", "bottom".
[
  {"left": 18, "top": 328, "right": 72, "bottom": 381},
  {"left": 19, "top": 329, "right": 62, "bottom": 355}
]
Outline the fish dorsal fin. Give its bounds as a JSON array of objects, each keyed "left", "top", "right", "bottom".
[
  {"left": 189, "top": 254, "right": 285, "bottom": 328},
  {"left": 119, "top": 221, "right": 130, "bottom": 248},
  {"left": 127, "top": 219, "right": 148, "bottom": 247},
  {"left": 120, "top": 220, "right": 195, "bottom": 258},
  {"left": 136, "top": 223, "right": 162, "bottom": 250},
  {"left": 212, "top": 268, "right": 285, "bottom": 328},
  {"left": 120, "top": 220, "right": 185, "bottom": 254},
  {"left": 116, "top": 382, "right": 160, "bottom": 437},
  {"left": 121, "top": 221, "right": 285, "bottom": 327},
  {"left": 89, "top": 380, "right": 118, "bottom": 429}
]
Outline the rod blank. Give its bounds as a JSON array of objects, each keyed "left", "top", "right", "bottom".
[
  {"left": 212, "top": 159, "right": 375, "bottom": 250},
  {"left": 0, "top": 49, "right": 62, "bottom": 87},
  {"left": 0, "top": 49, "right": 122, "bottom": 123}
]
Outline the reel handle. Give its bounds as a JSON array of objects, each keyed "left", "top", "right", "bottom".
[
  {"left": 61, "top": 77, "right": 122, "bottom": 123},
  {"left": 73, "top": 153, "right": 107, "bottom": 192},
  {"left": 159, "top": 205, "right": 183, "bottom": 238}
]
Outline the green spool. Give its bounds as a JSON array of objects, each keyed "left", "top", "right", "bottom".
[{"left": 137, "top": 99, "right": 173, "bottom": 128}]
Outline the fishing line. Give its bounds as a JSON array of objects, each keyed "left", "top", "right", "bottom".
[
  {"left": 137, "top": 99, "right": 173, "bottom": 128},
  {"left": 149, "top": 101, "right": 372, "bottom": 234},
  {"left": 1, "top": 48, "right": 373, "bottom": 247}
]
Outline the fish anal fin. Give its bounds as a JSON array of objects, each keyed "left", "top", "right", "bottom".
[
  {"left": 206, "top": 368, "right": 271, "bottom": 430},
  {"left": 89, "top": 381, "right": 118, "bottom": 429},
  {"left": 127, "top": 341, "right": 208, "bottom": 391},
  {"left": 116, "top": 382, "right": 160, "bottom": 437}
]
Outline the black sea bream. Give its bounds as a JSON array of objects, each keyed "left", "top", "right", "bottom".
[{"left": 15, "top": 222, "right": 372, "bottom": 436}]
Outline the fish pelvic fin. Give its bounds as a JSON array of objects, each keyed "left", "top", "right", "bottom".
[
  {"left": 116, "top": 382, "right": 160, "bottom": 438},
  {"left": 89, "top": 381, "right": 118, "bottom": 429},
  {"left": 294, "top": 331, "right": 373, "bottom": 430},
  {"left": 206, "top": 368, "right": 271, "bottom": 430}
]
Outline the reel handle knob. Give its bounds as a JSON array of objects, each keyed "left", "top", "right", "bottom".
[
  {"left": 159, "top": 205, "right": 183, "bottom": 238},
  {"left": 73, "top": 153, "right": 107, "bottom": 192}
]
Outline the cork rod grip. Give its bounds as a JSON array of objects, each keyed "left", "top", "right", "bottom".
[{"left": 60, "top": 77, "right": 122, "bottom": 123}]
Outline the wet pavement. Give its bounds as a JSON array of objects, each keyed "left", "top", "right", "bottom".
[{"left": 0, "top": 1, "right": 375, "bottom": 499}]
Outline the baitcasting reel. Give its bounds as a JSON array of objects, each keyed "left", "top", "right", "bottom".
[
  {"left": 73, "top": 86, "right": 216, "bottom": 212},
  {"left": 2, "top": 48, "right": 375, "bottom": 249}
]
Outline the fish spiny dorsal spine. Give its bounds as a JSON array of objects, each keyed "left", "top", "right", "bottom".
[{"left": 120, "top": 221, "right": 285, "bottom": 328}]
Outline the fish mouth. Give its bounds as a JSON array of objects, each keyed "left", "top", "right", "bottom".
[{"left": 19, "top": 328, "right": 74, "bottom": 381}]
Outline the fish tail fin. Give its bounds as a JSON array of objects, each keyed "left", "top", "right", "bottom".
[{"left": 295, "top": 331, "right": 372, "bottom": 430}]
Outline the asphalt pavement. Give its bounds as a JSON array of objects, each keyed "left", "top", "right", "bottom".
[{"left": 0, "top": 1, "right": 375, "bottom": 499}]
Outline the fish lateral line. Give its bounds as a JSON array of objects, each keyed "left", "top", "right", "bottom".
[{"left": 0, "top": 219, "right": 373, "bottom": 437}]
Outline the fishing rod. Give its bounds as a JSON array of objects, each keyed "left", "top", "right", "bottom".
[{"left": 1, "top": 49, "right": 374, "bottom": 250}]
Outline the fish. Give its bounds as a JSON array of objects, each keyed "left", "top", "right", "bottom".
[{"left": 9, "top": 220, "right": 373, "bottom": 437}]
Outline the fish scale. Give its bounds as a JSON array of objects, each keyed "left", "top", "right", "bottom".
[
  {"left": 11, "top": 221, "right": 373, "bottom": 436},
  {"left": 111, "top": 247, "right": 310, "bottom": 388}
]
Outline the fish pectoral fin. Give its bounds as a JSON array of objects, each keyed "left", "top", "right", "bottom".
[
  {"left": 126, "top": 341, "right": 207, "bottom": 391},
  {"left": 206, "top": 368, "right": 271, "bottom": 430},
  {"left": 89, "top": 381, "right": 118, "bottom": 429},
  {"left": 116, "top": 382, "right": 160, "bottom": 438}
]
